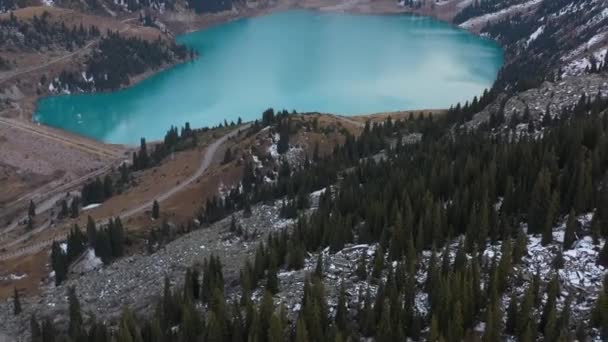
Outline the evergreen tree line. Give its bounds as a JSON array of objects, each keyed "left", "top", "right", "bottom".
[
  {"left": 32, "top": 233, "right": 606, "bottom": 341},
  {"left": 200, "top": 109, "right": 419, "bottom": 225},
  {"left": 32, "top": 93, "right": 608, "bottom": 340},
  {"left": 132, "top": 122, "right": 200, "bottom": 171},
  {"left": 80, "top": 175, "right": 114, "bottom": 206},
  {"left": 221, "top": 94, "right": 608, "bottom": 340},
  {"left": 0, "top": 11, "right": 100, "bottom": 51},
  {"left": 50, "top": 216, "right": 126, "bottom": 285},
  {"left": 481, "top": 0, "right": 607, "bottom": 92},
  {"left": 80, "top": 122, "right": 201, "bottom": 206},
  {"left": 54, "top": 31, "right": 194, "bottom": 92},
  {"left": 186, "top": 0, "right": 234, "bottom": 14}
]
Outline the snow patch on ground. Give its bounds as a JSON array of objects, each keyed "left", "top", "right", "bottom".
[
  {"left": 459, "top": 0, "right": 543, "bottom": 29},
  {"left": 0, "top": 273, "right": 28, "bottom": 281},
  {"left": 527, "top": 25, "right": 544, "bottom": 45},
  {"left": 267, "top": 133, "right": 280, "bottom": 158},
  {"left": 82, "top": 203, "right": 101, "bottom": 211},
  {"left": 564, "top": 31, "right": 608, "bottom": 61},
  {"left": 80, "top": 249, "right": 103, "bottom": 272}
]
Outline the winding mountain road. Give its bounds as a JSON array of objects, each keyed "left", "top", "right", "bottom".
[{"left": 0, "top": 125, "right": 248, "bottom": 260}]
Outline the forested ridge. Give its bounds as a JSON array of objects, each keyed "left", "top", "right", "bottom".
[
  {"left": 51, "top": 31, "right": 194, "bottom": 92},
  {"left": 21, "top": 91, "right": 608, "bottom": 341},
  {"left": 477, "top": 0, "right": 608, "bottom": 92},
  {"left": 0, "top": 11, "right": 100, "bottom": 51}
]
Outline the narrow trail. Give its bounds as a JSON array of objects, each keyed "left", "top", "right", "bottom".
[{"left": 0, "top": 125, "right": 249, "bottom": 260}]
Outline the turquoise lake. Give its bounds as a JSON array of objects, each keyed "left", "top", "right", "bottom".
[{"left": 34, "top": 10, "right": 504, "bottom": 144}]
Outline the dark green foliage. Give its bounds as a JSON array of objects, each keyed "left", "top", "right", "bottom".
[
  {"left": 13, "top": 287, "right": 21, "bottom": 315},
  {"left": 0, "top": 11, "right": 100, "bottom": 51},
  {"left": 81, "top": 175, "right": 113, "bottom": 206},
  {"left": 70, "top": 196, "right": 80, "bottom": 218},
  {"left": 68, "top": 287, "right": 83, "bottom": 339},
  {"left": 53, "top": 31, "right": 190, "bottom": 92},
  {"left": 201, "top": 255, "right": 224, "bottom": 304},
  {"left": 598, "top": 240, "right": 608, "bottom": 267},
  {"left": 152, "top": 200, "right": 160, "bottom": 220},
  {"left": 186, "top": 0, "right": 232, "bottom": 13},
  {"left": 28, "top": 200, "right": 36, "bottom": 218},
  {"left": 28, "top": 90, "right": 608, "bottom": 342},
  {"left": 592, "top": 288, "right": 608, "bottom": 339},
  {"left": 564, "top": 209, "right": 578, "bottom": 249},
  {"left": 92, "top": 217, "right": 126, "bottom": 264},
  {"left": 51, "top": 241, "right": 68, "bottom": 286},
  {"left": 355, "top": 252, "right": 367, "bottom": 280}
]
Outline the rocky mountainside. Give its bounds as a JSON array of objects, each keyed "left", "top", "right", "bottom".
[{"left": 446, "top": 0, "right": 608, "bottom": 129}]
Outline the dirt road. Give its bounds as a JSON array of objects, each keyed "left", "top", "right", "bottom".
[
  {"left": 118, "top": 124, "right": 250, "bottom": 220},
  {"left": 0, "top": 125, "right": 249, "bottom": 260}
]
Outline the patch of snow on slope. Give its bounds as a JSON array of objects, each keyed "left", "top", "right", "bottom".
[
  {"left": 585, "top": 7, "right": 608, "bottom": 27},
  {"left": 267, "top": 133, "right": 280, "bottom": 158},
  {"left": 459, "top": 0, "right": 543, "bottom": 29},
  {"left": 562, "top": 57, "right": 592, "bottom": 77},
  {"left": 527, "top": 25, "right": 544, "bottom": 45},
  {"left": 80, "top": 249, "right": 103, "bottom": 272},
  {"left": 565, "top": 32, "right": 608, "bottom": 61},
  {"left": 82, "top": 203, "right": 101, "bottom": 211}
]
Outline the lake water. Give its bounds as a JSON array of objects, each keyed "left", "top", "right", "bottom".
[{"left": 34, "top": 10, "right": 503, "bottom": 144}]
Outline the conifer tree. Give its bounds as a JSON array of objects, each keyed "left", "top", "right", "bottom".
[
  {"left": 540, "top": 275, "right": 559, "bottom": 333},
  {"left": 598, "top": 240, "right": 608, "bottom": 267},
  {"left": 497, "top": 239, "right": 512, "bottom": 292},
  {"left": 564, "top": 209, "right": 578, "bottom": 249},
  {"left": 268, "top": 312, "right": 284, "bottom": 342},
  {"left": 315, "top": 253, "right": 323, "bottom": 279},
  {"left": 295, "top": 316, "right": 309, "bottom": 342},
  {"left": 377, "top": 303, "right": 393, "bottom": 342},
  {"left": 51, "top": 241, "right": 68, "bottom": 285},
  {"left": 152, "top": 200, "right": 159, "bottom": 220},
  {"left": 334, "top": 283, "right": 348, "bottom": 336},
  {"left": 68, "top": 286, "right": 83, "bottom": 339},
  {"left": 592, "top": 289, "right": 608, "bottom": 338},
  {"left": 372, "top": 247, "right": 384, "bottom": 279},
  {"left": 516, "top": 287, "right": 534, "bottom": 339},
  {"left": 30, "top": 314, "right": 41, "bottom": 342},
  {"left": 505, "top": 291, "right": 518, "bottom": 334},
  {"left": 266, "top": 258, "right": 279, "bottom": 295},
  {"left": 86, "top": 215, "right": 97, "bottom": 247},
  {"left": 70, "top": 196, "right": 80, "bottom": 218},
  {"left": 541, "top": 190, "right": 559, "bottom": 245},
  {"left": 428, "top": 315, "right": 440, "bottom": 341},
  {"left": 28, "top": 200, "right": 36, "bottom": 218},
  {"left": 483, "top": 300, "right": 502, "bottom": 342},
  {"left": 13, "top": 287, "right": 21, "bottom": 315},
  {"left": 529, "top": 169, "right": 551, "bottom": 234},
  {"left": 591, "top": 214, "right": 601, "bottom": 244},
  {"left": 355, "top": 252, "right": 367, "bottom": 280}
]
